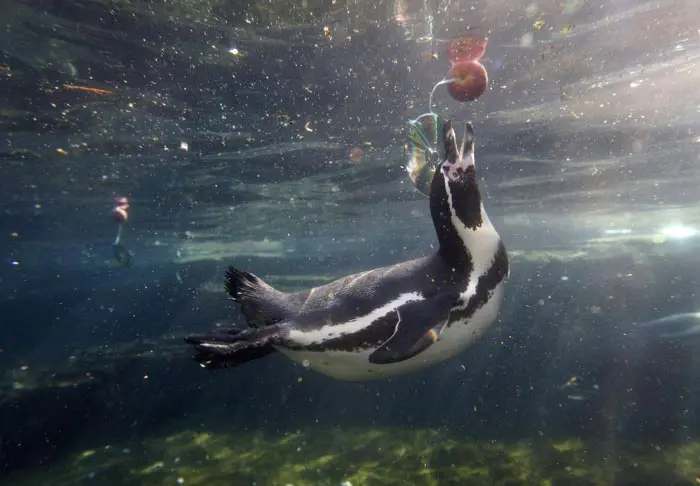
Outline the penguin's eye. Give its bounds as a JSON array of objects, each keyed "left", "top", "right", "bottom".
[
  {"left": 441, "top": 161, "right": 458, "bottom": 182},
  {"left": 442, "top": 162, "right": 474, "bottom": 185}
]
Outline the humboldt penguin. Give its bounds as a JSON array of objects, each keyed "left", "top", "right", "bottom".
[{"left": 185, "top": 120, "right": 509, "bottom": 381}]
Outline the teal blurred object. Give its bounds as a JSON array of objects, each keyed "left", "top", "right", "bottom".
[
  {"left": 113, "top": 242, "right": 134, "bottom": 268},
  {"left": 405, "top": 112, "right": 446, "bottom": 197},
  {"left": 638, "top": 312, "right": 700, "bottom": 339}
]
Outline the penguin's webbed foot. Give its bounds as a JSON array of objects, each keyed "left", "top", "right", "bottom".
[{"left": 185, "top": 325, "right": 283, "bottom": 370}]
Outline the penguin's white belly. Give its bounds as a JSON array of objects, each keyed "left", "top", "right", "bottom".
[{"left": 276, "top": 282, "right": 506, "bottom": 381}]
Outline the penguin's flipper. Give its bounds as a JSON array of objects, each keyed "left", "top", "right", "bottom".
[
  {"left": 369, "top": 293, "right": 457, "bottom": 365},
  {"left": 185, "top": 324, "right": 288, "bottom": 370}
]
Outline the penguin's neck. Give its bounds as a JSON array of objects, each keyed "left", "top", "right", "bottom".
[{"left": 429, "top": 168, "right": 496, "bottom": 272}]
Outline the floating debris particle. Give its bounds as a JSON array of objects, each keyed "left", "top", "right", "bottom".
[
  {"left": 520, "top": 32, "right": 534, "bottom": 48},
  {"left": 62, "top": 84, "right": 113, "bottom": 96},
  {"left": 349, "top": 147, "right": 364, "bottom": 163},
  {"left": 141, "top": 462, "right": 166, "bottom": 474}
]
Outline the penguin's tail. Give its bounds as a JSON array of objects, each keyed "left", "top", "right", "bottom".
[{"left": 224, "top": 266, "right": 289, "bottom": 328}]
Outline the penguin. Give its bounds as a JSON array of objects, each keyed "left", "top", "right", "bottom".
[{"left": 185, "top": 120, "right": 509, "bottom": 381}]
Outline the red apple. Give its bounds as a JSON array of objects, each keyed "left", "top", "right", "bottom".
[
  {"left": 447, "top": 34, "right": 487, "bottom": 63},
  {"left": 446, "top": 60, "right": 488, "bottom": 102},
  {"left": 112, "top": 206, "right": 128, "bottom": 223}
]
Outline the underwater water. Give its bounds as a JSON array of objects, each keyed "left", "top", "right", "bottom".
[{"left": 2, "top": 0, "right": 700, "bottom": 484}]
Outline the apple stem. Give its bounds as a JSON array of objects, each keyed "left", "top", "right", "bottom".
[
  {"left": 114, "top": 223, "right": 123, "bottom": 246},
  {"left": 428, "top": 78, "right": 458, "bottom": 115}
]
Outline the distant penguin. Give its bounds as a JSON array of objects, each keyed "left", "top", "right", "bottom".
[{"left": 185, "top": 120, "right": 509, "bottom": 381}]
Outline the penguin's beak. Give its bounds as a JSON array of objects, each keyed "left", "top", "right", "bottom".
[{"left": 441, "top": 121, "right": 475, "bottom": 184}]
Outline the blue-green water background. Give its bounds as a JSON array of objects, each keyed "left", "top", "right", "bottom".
[{"left": 2, "top": 0, "right": 700, "bottom": 484}]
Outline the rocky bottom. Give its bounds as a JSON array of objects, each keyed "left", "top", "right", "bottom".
[{"left": 5, "top": 425, "right": 700, "bottom": 486}]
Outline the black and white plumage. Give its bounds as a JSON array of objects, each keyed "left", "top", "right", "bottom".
[{"left": 185, "top": 120, "right": 509, "bottom": 381}]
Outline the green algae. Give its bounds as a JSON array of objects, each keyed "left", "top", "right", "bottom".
[{"left": 5, "top": 426, "right": 700, "bottom": 486}]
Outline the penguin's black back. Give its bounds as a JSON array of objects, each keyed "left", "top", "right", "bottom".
[{"left": 289, "top": 253, "right": 468, "bottom": 330}]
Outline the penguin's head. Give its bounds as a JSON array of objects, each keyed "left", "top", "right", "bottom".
[
  {"left": 431, "top": 120, "right": 483, "bottom": 232},
  {"left": 440, "top": 120, "right": 476, "bottom": 186}
]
